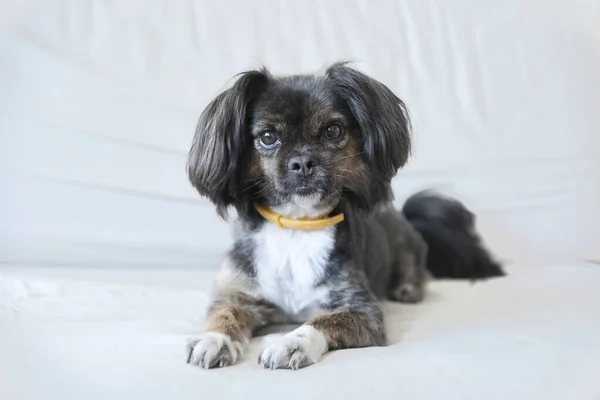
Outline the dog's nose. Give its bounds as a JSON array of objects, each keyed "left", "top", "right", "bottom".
[{"left": 288, "top": 155, "right": 316, "bottom": 177}]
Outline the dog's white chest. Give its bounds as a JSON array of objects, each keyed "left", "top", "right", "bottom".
[{"left": 253, "top": 224, "right": 335, "bottom": 316}]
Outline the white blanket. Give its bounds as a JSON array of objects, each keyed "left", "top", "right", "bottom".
[{"left": 2, "top": 262, "right": 599, "bottom": 400}]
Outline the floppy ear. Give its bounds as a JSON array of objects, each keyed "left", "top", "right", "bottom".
[
  {"left": 187, "top": 69, "right": 269, "bottom": 218},
  {"left": 326, "top": 62, "right": 411, "bottom": 182}
]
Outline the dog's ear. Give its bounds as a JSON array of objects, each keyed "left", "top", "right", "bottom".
[
  {"left": 187, "top": 69, "right": 269, "bottom": 218},
  {"left": 326, "top": 62, "right": 411, "bottom": 182}
]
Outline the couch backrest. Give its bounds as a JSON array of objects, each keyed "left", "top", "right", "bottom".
[{"left": 1, "top": 0, "right": 599, "bottom": 266}]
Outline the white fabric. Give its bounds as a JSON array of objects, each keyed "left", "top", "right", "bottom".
[
  {"left": 2, "top": 261, "right": 599, "bottom": 400},
  {"left": 1, "top": 0, "right": 600, "bottom": 265}
]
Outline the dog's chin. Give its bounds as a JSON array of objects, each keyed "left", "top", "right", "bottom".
[
  {"left": 268, "top": 188, "right": 339, "bottom": 219},
  {"left": 294, "top": 186, "right": 319, "bottom": 197}
]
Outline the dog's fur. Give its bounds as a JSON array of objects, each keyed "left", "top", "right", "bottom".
[{"left": 185, "top": 62, "right": 503, "bottom": 370}]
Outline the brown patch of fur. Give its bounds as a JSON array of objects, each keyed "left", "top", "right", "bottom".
[
  {"left": 205, "top": 292, "right": 273, "bottom": 343},
  {"left": 306, "top": 111, "right": 347, "bottom": 136},
  {"left": 253, "top": 119, "right": 287, "bottom": 136},
  {"left": 335, "top": 133, "right": 369, "bottom": 190},
  {"left": 204, "top": 302, "right": 248, "bottom": 343},
  {"left": 307, "top": 309, "right": 386, "bottom": 350},
  {"left": 247, "top": 150, "right": 264, "bottom": 183}
]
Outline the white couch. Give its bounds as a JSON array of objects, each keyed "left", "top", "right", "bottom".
[{"left": 1, "top": 1, "right": 599, "bottom": 399}]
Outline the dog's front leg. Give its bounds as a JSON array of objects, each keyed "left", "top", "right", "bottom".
[
  {"left": 259, "top": 303, "right": 385, "bottom": 370},
  {"left": 187, "top": 292, "right": 273, "bottom": 369}
]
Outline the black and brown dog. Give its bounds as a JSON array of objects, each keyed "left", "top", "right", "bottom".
[{"left": 185, "top": 62, "right": 503, "bottom": 370}]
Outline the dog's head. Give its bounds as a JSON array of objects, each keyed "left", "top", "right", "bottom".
[{"left": 187, "top": 62, "right": 411, "bottom": 219}]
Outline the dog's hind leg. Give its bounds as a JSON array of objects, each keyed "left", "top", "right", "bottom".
[{"left": 386, "top": 221, "right": 429, "bottom": 304}]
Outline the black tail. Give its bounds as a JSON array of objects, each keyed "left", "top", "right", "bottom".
[{"left": 402, "top": 190, "right": 505, "bottom": 280}]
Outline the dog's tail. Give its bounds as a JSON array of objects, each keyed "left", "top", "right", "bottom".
[{"left": 401, "top": 190, "right": 505, "bottom": 280}]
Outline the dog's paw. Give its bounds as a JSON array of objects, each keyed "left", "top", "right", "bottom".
[
  {"left": 389, "top": 282, "right": 425, "bottom": 303},
  {"left": 258, "top": 325, "right": 327, "bottom": 370},
  {"left": 186, "top": 332, "right": 244, "bottom": 369}
]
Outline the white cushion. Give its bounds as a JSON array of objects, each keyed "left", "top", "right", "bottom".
[{"left": 1, "top": 261, "right": 599, "bottom": 399}]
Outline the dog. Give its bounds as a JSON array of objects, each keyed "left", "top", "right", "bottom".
[{"left": 185, "top": 62, "right": 504, "bottom": 370}]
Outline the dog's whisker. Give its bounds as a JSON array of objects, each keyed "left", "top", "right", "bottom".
[
  {"left": 330, "top": 152, "right": 366, "bottom": 163},
  {"left": 239, "top": 178, "right": 265, "bottom": 193},
  {"left": 334, "top": 168, "right": 362, "bottom": 179}
]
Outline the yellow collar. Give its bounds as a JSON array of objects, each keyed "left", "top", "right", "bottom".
[{"left": 254, "top": 203, "right": 344, "bottom": 230}]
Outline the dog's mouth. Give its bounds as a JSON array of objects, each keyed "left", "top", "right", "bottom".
[
  {"left": 295, "top": 186, "right": 319, "bottom": 196},
  {"left": 267, "top": 182, "right": 340, "bottom": 219}
]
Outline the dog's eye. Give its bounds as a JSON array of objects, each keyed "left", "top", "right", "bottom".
[
  {"left": 325, "top": 124, "right": 342, "bottom": 140},
  {"left": 259, "top": 131, "right": 279, "bottom": 147}
]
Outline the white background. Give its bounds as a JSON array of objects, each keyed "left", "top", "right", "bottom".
[{"left": 1, "top": 0, "right": 600, "bottom": 267}]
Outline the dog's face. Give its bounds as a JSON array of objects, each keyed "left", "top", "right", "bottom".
[
  {"left": 187, "top": 62, "right": 411, "bottom": 219},
  {"left": 247, "top": 78, "right": 367, "bottom": 217}
]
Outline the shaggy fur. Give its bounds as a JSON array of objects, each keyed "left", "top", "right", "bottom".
[{"left": 185, "top": 62, "right": 503, "bottom": 370}]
